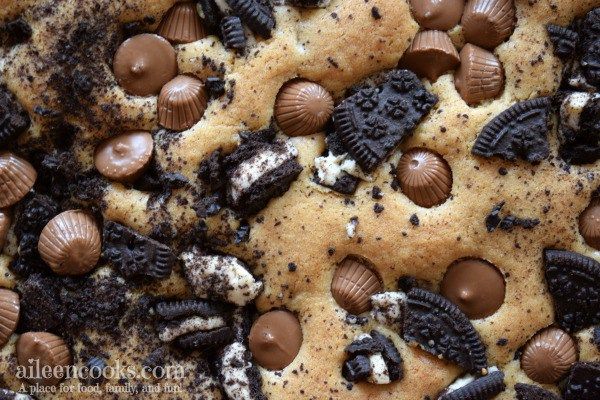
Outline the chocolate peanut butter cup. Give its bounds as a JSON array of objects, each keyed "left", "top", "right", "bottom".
[
  {"left": 0, "top": 152, "right": 36, "bottom": 208},
  {"left": 158, "top": 75, "right": 208, "bottom": 131},
  {"left": 579, "top": 198, "right": 600, "bottom": 250},
  {"left": 455, "top": 44, "right": 504, "bottom": 105},
  {"left": 157, "top": 2, "right": 206, "bottom": 44},
  {"left": 17, "top": 332, "right": 71, "bottom": 386},
  {"left": 94, "top": 131, "right": 154, "bottom": 183},
  {"left": 521, "top": 327, "right": 577, "bottom": 384},
  {"left": 248, "top": 310, "right": 303, "bottom": 370},
  {"left": 397, "top": 148, "right": 452, "bottom": 208},
  {"left": 400, "top": 30, "right": 459, "bottom": 81},
  {"left": 461, "top": 0, "right": 516, "bottom": 49},
  {"left": 331, "top": 257, "right": 382, "bottom": 314},
  {"left": 0, "top": 288, "right": 19, "bottom": 347},
  {"left": 113, "top": 33, "right": 178, "bottom": 96},
  {"left": 409, "top": 0, "right": 465, "bottom": 31},
  {"left": 0, "top": 208, "right": 10, "bottom": 251}
]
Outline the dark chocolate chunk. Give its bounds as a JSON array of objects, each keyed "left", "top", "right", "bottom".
[
  {"left": 221, "top": 16, "right": 247, "bottom": 52},
  {"left": 544, "top": 249, "right": 600, "bottom": 332},
  {"left": 342, "top": 355, "right": 372, "bottom": 382},
  {"left": 198, "top": 0, "right": 224, "bottom": 32},
  {"left": 370, "top": 330, "right": 403, "bottom": 382},
  {"left": 546, "top": 24, "right": 578, "bottom": 59},
  {"left": 0, "top": 18, "right": 32, "bottom": 47},
  {"left": 472, "top": 97, "right": 552, "bottom": 163},
  {"left": 439, "top": 371, "right": 505, "bottom": 400},
  {"left": 205, "top": 76, "right": 227, "bottom": 98},
  {"left": 0, "top": 85, "right": 30, "bottom": 146},
  {"left": 345, "top": 336, "right": 383, "bottom": 357},
  {"left": 102, "top": 221, "right": 175, "bottom": 280},
  {"left": 333, "top": 70, "right": 437, "bottom": 172},
  {"left": 515, "top": 383, "right": 561, "bottom": 400},
  {"left": 563, "top": 362, "right": 600, "bottom": 400},
  {"left": 403, "top": 288, "right": 488, "bottom": 373},
  {"left": 175, "top": 326, "right": 234, "bottom": 350},
  {"left": 225, "top": 0, "right": 275, "bottom": 38},
  {"left": 155, "top": 299, "right": 231, "bottom": 320}
]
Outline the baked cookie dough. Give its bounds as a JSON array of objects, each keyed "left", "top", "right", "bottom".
[{"left": 0, "top": 0, "right": 599, "bottom": 399}]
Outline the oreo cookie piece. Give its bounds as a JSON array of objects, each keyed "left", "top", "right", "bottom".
[
  {"left": 83, "top": 357, "right": 107, "bottom": 384},
  {"left": 198, "top": 0, "right": 224, "bottom": 33},
  {"left": 0, "top": 85, "right": 30, "bottom": 146},
  {"left": 181, "top": 248, "right": 263, "bottom": 306},
  {"left": 333, "top": 69, "right": 437, "bottom": 173},
  {"left": 205, "top": 76, "right": 226, "bottom": 99},
  {"left": 515, "top": 383, "right": 561, "bottom": 400},
  {"left": 219, "top": 341, "right": 267, "bottom": 400},
  {"left": 546, "top": 24, "right": 578, "bottom": 59},
  {"left": 594, "top": 326, "right": 600, "bottom": 351},
  {"left": 472, "top": 97, "right": 552, "bottom": 163},
  {"left": 563, "top": 362, "right": 600, "bottom": 400},
  {"left": 403, "top": 288, "right": 488, "bottom": 373},
  {"left": 370, "top": 330, "right": 403, "bottom": 382},
  {"left": 221, "top": 16, "right": 247, "bottom": 52},
  {"left": 0, "top": 388, "right": 33, "bottom": 399},
  {"left": 543, "top": 249, "right": 600, "bottom": 332},
  {"left": 0, "top": 18, "right": 32, "bottom": 47},
  {"left": 558, "top": 92, "right": 600, "bottom": 164},
  {"left": 439, "top": 370, "right": 505, "bottom": 400},
  {"left": 102, "top": 221, "right": 175, "bottom": 280},
  {"left": 342, "top": 355, "right": 372, "bottom": 382},
  {"left": 225, "top": 139, "right": 302, "bottom": 217},
  {"left": 176, "top": 325, "right": 234, "bottom": 350},
  {"left": 287, "top": 0, "right": 330, "bottom": 7},
  {"left": 155, "top": 299, "right": 231, "bottom": 320},
  {"left": 345, "top": 335, "right": 383, "bottom": 357},
  {"left": 225, "top": 0, "right": 275, "bottom": 38},
  {"left": 313, "top": 153, "right": 362, "bottom": 195},
  {"left": 485, "top": 202, "right": 540, "bottom": 232}
]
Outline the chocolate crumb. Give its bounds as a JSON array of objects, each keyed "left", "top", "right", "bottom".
[
  {"left": 288, "top": 263, "right": 297, "bottom": 272},
  {"left": 374, "top": 203, "right": 384, "bottom": 214},
  {"left": 496, "top": 338, "right": 508, "bottom": 346},
  {"left": 371, "top": 7, "right": 382, "bottom": 20},
  {"left": 409, "top": 214, "right": 419, "bottom": 226},
  {"left": 371, "top": 186, "right": 383, "bottom": 199}
]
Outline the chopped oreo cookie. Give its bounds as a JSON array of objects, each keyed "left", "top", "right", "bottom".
[
  {"left": 557, "top": 92, "right": 600, "bottom": 164},
  {"left": 225, "top": 0, "right": 275, "bottom": 38},
  {"left": 313, "top": 152, "right": 363, "bottom": 194},
  {"left": 198, "top": 0, "right": 225, "bottom": 33},
  {"left": 438, "top": 370, "right": 505, "bottom": 400},
  {"left": 206, "top": 76, "right": 227, "bottom": 99},
  {"left": 0, "top": 18, "right": 32, "bottom": 47},
  {"left": 472, "top": 98, "right": 552, "bottom": 163},
  {"left": 175, "top": 326, "right": 235, "bottom": 350},
  {"left": 0, "top": 85, "right": 30, "bottom": 146},
  {"left": 403, "top": 288, "right": 488, "bottom": 374},
  {"left": 515, "top": 383, "right": 561, "bottom": 400},
  {"left": 221, "top": 16, "right": 247, "bottom": 52},
  {"left": 0, "top": 388, "right": 32, "bottom": 399},
  {"left": 562, "top": 362, "right": 600, "bottom": 400},
  {"left": 342, "top": 331, "right": 403, "bottom": 384},
  {"left": 83, "top": 357, "right": 107, "bottom": 385},
  {"left": 370, "top": 292, "right": 406, "bottom": 328},
  {"left": 485, "top": 202, "right": 540, "bottom": 232},
  {"left": 333, "top": 69, "right": 437, "bottom": 172},
  {"left": 594, "top": 326, "right": 600, "bottom": 351},
  {"left": 181, "top": 248, "right": 263, "bottom": 306},
  {"left": 219, "top": 341, "right": 267, "bottom": 400},
  {"left": 547, "top": 24, "right": 578, "bottom": 59},
  {"left": 155, "top": 299, "right": 231, "bottom": 320},
  {"left": 225, "top": 138, "right": 302, "bottom": 217},
  {"left": 102, "top": 221, "right": 175, "bottom": 280},
  {"left": 287, "top": 0, "right": 330, "bottom": 7},
  {"left": 543, "top": 249, "right": 600, "bottom": 332}
]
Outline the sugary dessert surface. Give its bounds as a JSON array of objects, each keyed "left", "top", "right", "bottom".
[{"left": 0, "top": 0, "right": 599, "bottom": 400}]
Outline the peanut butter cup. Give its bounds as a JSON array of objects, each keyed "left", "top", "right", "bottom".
[
  {"left": 400, "top": 30, "right": 459, "bottom": 81},
  {"left": 248, "top": 310, "right": 303, "bottom": 370},
  {"left": 397, "top": 148, "right": 452, "bottom": 208},
  {"left": 94, "top": 131, "right": 154, "bottom": 182},
  {"left": 157, "top": 2, "right": 206, "bottom": 44},
  {"left": 440, "top": 258, "right": 505, "bottom": 319},
  {"left": 274, "top": 80, "right": 333, "bottom": 137},
  {"left": 521, "top": 327, "right": 577, "bottom": 384},
  {"left": 17, "top": 332, "right": 72, "bottom": 386},
  {"left": 38, "top": 210, "right": 101, "bottom": 275},
  {"left": 158, "top": 75, "right": 207, "bottom": 131},
  {"left": 0, "top": 151, "right": 36, "bottom": 208},
  {"left": 331, "top": 257, "right": 382, "bottom": 314},
  {"left": 579, "top": 198, "right": 600, "bottom": 250},
  {"left": 461, "top": 0, "right": 516, "bottom": 49},
  {"left": 0, "top": 288, "right": 19, "bottom": 347},
  {"left": 409, "top": 0, "right": 465, "bottom": 31},
  {"left": 0, "top": 208, "right": 10, "bottom": 251},
  {"left": 113, "top": 33, "right": 178, "bottom": 96},
  {"left": 455, "top": 44, "right": 504, "bottom": 105}
]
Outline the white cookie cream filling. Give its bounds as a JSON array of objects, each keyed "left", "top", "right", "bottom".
[
  {"left": 220, "top": 342, "right": 253, "bottom": 400},
  {"left": 353, "top": 333, "right": 391, "bottom": 385},
  {"left": 314, "top": 153, "right": 372, "bottom": 186},
  {"left": 560, "top": 92, "right": 598, "bottom": 132},
  {"left": 158, "top": 316, "right": 226, "bottom": 342},
  {"left": 228, "top": 142, "right": 298, "bottom": 202},
  {"left": 212, "top": 0, "right": 232, "bottom": 13},
  {"left": 181, "top": 249, "right": 263, "bottom": 306},
  {"left": 346, "top": 217, "right": 359, "bottom": 238},
  {"left": 370, "top": 292, "right": 406, "bottom": 327}
]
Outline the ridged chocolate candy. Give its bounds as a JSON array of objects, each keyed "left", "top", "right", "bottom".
[
  {"left": 461, "top": 0, "right": 516, "bottom": 49},
  {"left": 248, "top": 310, "right": 303, "bottom": 370},
  {"left": 441, "top": 258, "right": 505, "bottom": 319},
  {"left": 17, "top": 332, "right": 71, "bottom": 386},
  {"left": 38, "top": 210, "right": 101, "bottom": 275},
  {"left": 0, "top": 288, "right": 19, "bottom": 347},
  {"left": 409, "top": 0, "right": 465, "bottom": 31},
  {"left": 579, "top": 198, "right": 600, "bottom": 250},
  {"left": 113, "top": 33, "right": 178, "bottom": 96},
  {"left": 400, "top": 30, "right": 460, "bottom": 81},
  {"left": 94, "top": 131, "right": 154, "bottom": 182},
  {"left": 331, "top": 257, "right": 382, "bottom": 314},
  {"left": 274, "top": 80, "right": 333, "bottom": 137},
  {"left": 157, "top": 2, "right": 206, "bottom": 44},
  {"left": 521, "top": 327, "right": 578, "bottom": 384},
  {"left": 397, "top": 148, "right": 452, "bottom": 208},
  {"left": 455, "top": 44, "right": 504, "bottom": 105},
  {"left": 0, "top": 152, "right": 36, "bottom": 208},
  {"left": 0, "top": 208, "right": 10, "bottom": 250},
  {"left": 158, "top": 75, "right": 208, "bottom": 131}
]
